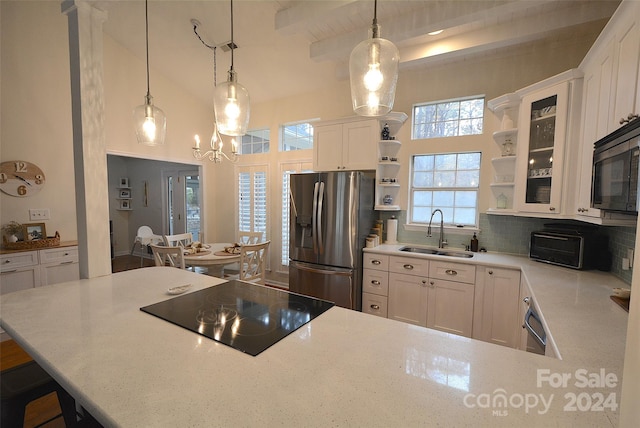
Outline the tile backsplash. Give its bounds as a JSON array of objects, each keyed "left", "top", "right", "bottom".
[{"left": 378, "top": 211, "right": 636, "bottom": 285}]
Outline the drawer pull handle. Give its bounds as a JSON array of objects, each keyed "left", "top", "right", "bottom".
[
  {"left": 371, "top": 280, "right": 381, "bottom": 285},
  {"left": 61, "top": 261, "right": 74, "bottom": 265},
  {"left": 421, "top": 280, "right": 428, "bottom": 287},
  {"left": 403, "top": 264, "right": 414, "bottom": 270},
  {"left": 372, "top": 260, "right": 382, "bottom": 265},
  {"left": 488, "top": 270, "right": 493, "bottom": 275},
  {"left": 4, "top": 260, "right": 10, "bottom": 264},
  {"left": 445, "top": 269, "right": 457, "bottom": 276},
  {"left": 370, "top": 304, "right": 380, "bottom": 310}
]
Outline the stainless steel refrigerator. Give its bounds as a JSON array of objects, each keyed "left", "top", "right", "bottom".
[{"left": 289, "top": 171, "right": 375, "bottom": 310}]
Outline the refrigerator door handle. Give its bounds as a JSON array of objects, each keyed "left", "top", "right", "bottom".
[
  {"left": 317, "top": 181, "right": 325, "bottom": 254},
  {"left": 291, "top": 262, "right": 352, "bottom": 276},
  {"left": 312, "top": 181, "right": 320, "bottom": 252}
]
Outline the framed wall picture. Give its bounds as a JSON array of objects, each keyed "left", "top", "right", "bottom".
[
  {"left": 24, "top": 222, "right": 46, "bottom": 240},
  {"left": 119, "top": 177, "right": 129, "bottom": 187},
  {"left": 119, "top": 189, "right": 131, "bottom": 199},
  {"left": 119, "top": 200, "right": 130, "bottom": 210}
]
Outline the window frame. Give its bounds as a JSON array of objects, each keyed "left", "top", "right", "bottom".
[
  {"left": 411, "top": 95, "right": 485, "bottom": 140},
  {"left": 407, "top": 151, "right": 482, "bottom": 231},
  {"left": 279, "top": 120, "right": 317, "bottom": 152},
  {"left": 240, "top": 127, "right": 270, "bottom": 155}
]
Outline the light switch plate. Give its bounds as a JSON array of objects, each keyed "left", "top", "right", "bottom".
[{"left": 29, "top": 208, "right": 50, "bottom": 221}]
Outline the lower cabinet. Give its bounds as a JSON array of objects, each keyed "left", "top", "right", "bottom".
[
  {"left": 472, "top": 267, "right": 521, "bottom": 348},
  {"left": 39, "top": 246, "right": 80, "bottom": 286},
  {"left": 362, "top": 252, "right": 526, "bottom": 348},
  {"left": 388, "top": 272, "right": 429, "bottom": 326},
  {"left": 386, "top": 256, "right": 475, "bottom": 337},
  {"left": 362, "top": 254, "right": 390, "bottom": 318}
]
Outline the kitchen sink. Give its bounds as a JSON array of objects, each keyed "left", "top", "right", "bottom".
[{"left": 399, "top": 246, "right": 474, "bottom": 259}]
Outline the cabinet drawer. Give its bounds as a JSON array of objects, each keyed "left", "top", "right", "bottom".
[
  {"left": 389, "top": 256, "right": 429, "bottom": 276},
  {"left": 429, "top": 260, "right": 476, "bottom": 284},
  {"left": 362, "top": 292, "right": 388, "bottom": 318},
  {"left": 39, "top": 247, "right": 78, "bottom": 264},
  {"left": 362, "top": 268, "right": 389, "bottom": 296},
  {"left": 1, "top": 251, "right": 39, "bottom": 272},
  {"left": 363, "top": 253, "right": 389, "bottom": 271}
]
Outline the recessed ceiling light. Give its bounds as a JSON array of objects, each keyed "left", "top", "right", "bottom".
[{"left": 428, "top": 30, "right": 443, "bottom": 36}]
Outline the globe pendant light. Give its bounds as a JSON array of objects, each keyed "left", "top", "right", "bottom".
[
  {"left": 133, "top": 0, "right": 166, "bottom": 146},
  {"left": 349, "top": 0, "right": 399, "bottom": 117},
  {"left": 213, "top": 0, "right": 250, "bottom": 136}
]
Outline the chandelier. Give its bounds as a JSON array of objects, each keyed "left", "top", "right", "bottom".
[{"left": 191, "top": 18, "right": 240, "bottom": 163}]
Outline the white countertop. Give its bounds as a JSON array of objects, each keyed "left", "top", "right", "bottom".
[{"left": 0, "top": 261, "right": 628, "bottom": 427}]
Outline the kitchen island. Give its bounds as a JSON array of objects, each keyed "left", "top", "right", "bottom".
[{"left": 0, "top": 266, "right": 626, "bottom": 426}]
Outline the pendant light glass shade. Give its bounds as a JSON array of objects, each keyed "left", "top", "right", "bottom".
[
  {"left": 133, "top": 0, "right": 166, "bottom": 146},
  {"left": 213, "top": 69, "right": 250, "bottom": 136},
  {"left": 349, "top": 21, "right": 399, "bottom": 116},
  {"left": 134, "top": 94, "right": 166, "bottom": 145}
]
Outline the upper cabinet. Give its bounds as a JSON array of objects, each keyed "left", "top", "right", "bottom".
[
  {"left": 514, "top": 70, "right": 583, "bottom": 216},
  {"left": 313, "top": 117, "right": 379, "bottom": 171},
  {"left": 575, "top": 0, "right": 640, "bottom": 224}
]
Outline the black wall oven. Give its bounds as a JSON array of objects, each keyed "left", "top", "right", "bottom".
[{"left": 592, "top": 118, "right": 640, "bottom": 213}]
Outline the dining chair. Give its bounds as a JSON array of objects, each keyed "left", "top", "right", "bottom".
[
  {"left": 163, "top": 233, "right": 193, "bottom": 248},
  {"left": 150, "top": 244, "right": 186, "bottom": 269},
  {"left": 224, "top": 231, "right": 264, "bottom": 275},
  {"left": 235, "top": 241, "right": 270, "bottom": 284},
  {"left": 238, "top": 231, "right": 263, "bottom": 244},
  {"left": 131, "top": 225, "right": 162, "bottom": 267}
]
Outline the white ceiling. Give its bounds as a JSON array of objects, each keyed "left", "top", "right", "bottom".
[{"left": 92, "top": 0, "right": 620, "bottom": 106}]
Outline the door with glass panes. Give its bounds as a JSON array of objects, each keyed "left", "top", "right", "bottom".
[
  {"left": 165, "top": 170, "right": 201, "bottom": 241},
  {"left": 515, "top": 82, "right": 569, "bottom": 214}
]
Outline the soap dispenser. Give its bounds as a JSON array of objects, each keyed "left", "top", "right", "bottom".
[{"left": 470, "top": 233, "right": 479, "bottom": 252}]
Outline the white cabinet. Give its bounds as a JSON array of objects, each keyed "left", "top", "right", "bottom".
[
  {"left": 575, "top": 1, "right": 640, "bottom": 222},
  {"left": 388, "top": 272, "right": 429, "bottom": 326},
  {"left": 427, "top": 278, "right": 474, "bottom": 337},
  {"left": 362, "top": 253, "right": 389, "bottom": 318},
  {"left": 386, "top": 255, "right": 475, "bottom": 337},
  {"left": 313, "top": 118, "right": 378, "bottom": 171},
  {"left": 514, "top": 71, "right": 583, "bottom": 215},
  {"left": 39, "top": 246, "right": 80, "bottom": 286},
  {"left": 0, "top": 251, "right": 41, "bottom": 294},
  {"left": 473, "top": 267, "right": 521, "bottom": 349}
]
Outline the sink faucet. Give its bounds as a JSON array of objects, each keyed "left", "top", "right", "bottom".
[{"left": 427, "top": 209, "right": 447, "bottom": 248}]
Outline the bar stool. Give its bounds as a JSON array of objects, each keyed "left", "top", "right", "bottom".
[{"left": 1, "top": 360, "right": 77, "bottom": 427}]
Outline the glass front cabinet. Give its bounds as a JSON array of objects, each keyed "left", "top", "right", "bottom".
[{"left": 515, "top": 81, "right": 571, "bottom": 214}]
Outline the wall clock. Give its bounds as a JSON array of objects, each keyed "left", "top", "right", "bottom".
[{"left": 0, "top": 161, "right": 46, "bottom": 197}]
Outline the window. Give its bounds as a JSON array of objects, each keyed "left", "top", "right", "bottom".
[
  {"left": 280, "top": 162, "right": 312, "bottom": 268},
  {"left": 237, "top": 166, "right": 268, "bottom": 239},
  {"left": 410, "top": 152, "right": 481, "bottom": 227},
  {"left": 241, "top": 128, "right": 270, "bottom": 154},
  {"left": 281, "top": 121, "right": 314, "bottom": 151},
  {"left": 412, "top": 97, "right": 484, "bottom": 139}
]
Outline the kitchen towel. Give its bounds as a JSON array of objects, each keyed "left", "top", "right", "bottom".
[{"left": 386, "top": 217, "right": 398, "bottom": 244}]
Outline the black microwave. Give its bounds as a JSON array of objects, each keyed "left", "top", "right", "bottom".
[
  {"left": 592, "top": 118, "right": 640, "bottom": 213},
  {"left": 529, "top": 225, "right": 609, "bottom": 270}
]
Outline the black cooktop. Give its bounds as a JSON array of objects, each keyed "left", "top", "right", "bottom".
[{"left": 140, "top": 280, "right": 334, "bottom": 356}]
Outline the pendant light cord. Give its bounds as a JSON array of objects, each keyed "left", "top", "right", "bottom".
[
  {"left": 145, "top": 0, "right": 150, "bottom": 96},
  {"left": 230, "top": 0, "right": 234, "bottom": 72},
  {"left": 373, "top": 0, "right": 378, "bottom": 26}
]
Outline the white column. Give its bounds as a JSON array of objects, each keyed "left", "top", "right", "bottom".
[{"left": 61, "top": 0, "right": 111, "bottom": 279}]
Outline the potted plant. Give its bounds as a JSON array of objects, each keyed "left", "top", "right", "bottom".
[{"left": 2, "top": 221, "right": 23, "bottom": 242}]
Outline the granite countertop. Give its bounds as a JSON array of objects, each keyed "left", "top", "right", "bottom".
[{"left": 0, "top": 263, "right": 628, "bottom": 426}]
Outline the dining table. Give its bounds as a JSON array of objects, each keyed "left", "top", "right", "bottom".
[{"left": 182, "top": 242, "right": 241, "bottom": 277}]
